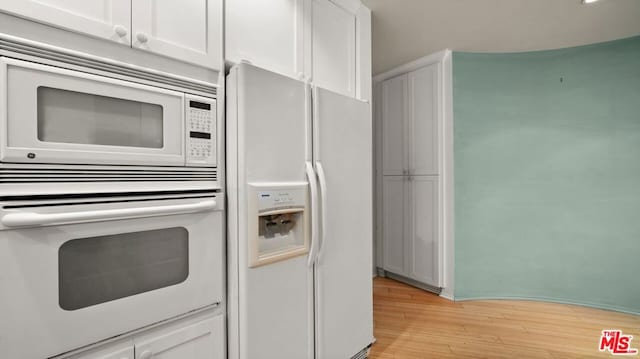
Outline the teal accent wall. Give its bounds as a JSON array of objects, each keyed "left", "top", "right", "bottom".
[{"left": 453, "top": 36, "right": 640, "bottom": 314}]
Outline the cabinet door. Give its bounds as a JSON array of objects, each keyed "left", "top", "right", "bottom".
[
  {"left": 131, "top": 0, "right": 222, "bottom": 70},
  {"left": 311, "top": 0, "right": 356, "bottom": 97},
  {"left": 382, "top": 176, "right": 407, "bottom": 275},
  {"left": 408, "top": 63, "right": 440, "bottom": 176},
  {"left": 382, "top": 74, "right": 408, "bottom": 176},
  {"left": 225, "top": 0, "right": 304, "bottom": 79},
  {"left": 408, "top": 176, "right": 440, "bottom": 287},
  {"left": 0, "top": 0, "right": 131, "bottom": 45},
  {"left": 134, "top": 315, "right": 224, "bottom": 359},
  {"left": 71, "top": 340, "right": 134, "bottom": 359}
]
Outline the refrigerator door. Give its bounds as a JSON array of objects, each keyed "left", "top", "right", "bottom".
[
  {"left": 313, "top": 87, "right": 374, "bottom": 358},
  {"left": 227, "top": 63, "right": 314, "bottom": 359}
]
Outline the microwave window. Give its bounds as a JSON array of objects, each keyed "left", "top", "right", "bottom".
[
  {"left": 58, "top": 227, "right": 189, "bottom": 311},
  {"left": 37, "top": 87, "right": 164, "bottom": 148}
]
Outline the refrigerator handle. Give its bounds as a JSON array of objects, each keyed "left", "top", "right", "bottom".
[
  {"left": 315, "top": 161, "right": 328, "bottom": 262},
  {"left": 305, "top": 161, "right": 320, "bottom": 267}
]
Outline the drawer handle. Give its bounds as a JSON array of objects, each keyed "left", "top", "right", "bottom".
[{"left": 139, "top": 350, "right": 153, "bottom": 359}]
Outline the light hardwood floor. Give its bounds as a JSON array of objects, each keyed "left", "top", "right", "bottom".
[{"left": 370, "top": 277, "right": 640, "bottom": 358}]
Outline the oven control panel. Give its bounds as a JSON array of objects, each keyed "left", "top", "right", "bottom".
[{"left": 186, "top": 95, "right": 217, "bottom": 166}]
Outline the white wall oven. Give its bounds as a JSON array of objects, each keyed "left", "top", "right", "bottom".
[
  {"left": 0, "top": 192, "right": 225, "bottom": 359},
  {"left": 0, "top": 50, "right": 222, "bottom": 196}
]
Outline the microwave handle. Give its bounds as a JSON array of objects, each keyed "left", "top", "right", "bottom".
[{"left": 1, "top": 200, "right": 217, "bottom": 228}]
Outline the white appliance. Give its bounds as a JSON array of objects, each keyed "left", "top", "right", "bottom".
[
  {"left": 0, "top": 53, "right": 222, "bottom": 196},
  {"left": 0, "top": 192, "right": 225, "bottom": 359},
  {"left": 227, "top": 63, "right": 373, "bottom": 359}
]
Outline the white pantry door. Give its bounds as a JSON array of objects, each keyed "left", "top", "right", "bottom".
[
  {"left": 382, "top": 74, "right": 408, "bottom": 176},
  {"left": 408, "top": 63, "right": 440, "bottom": 176},
  {"left": 0, "top": 0, "right": 131, "bottom": 45},
  {"left": 131, "top": 0, "right": 222, "bottom": 69},
  {"left": 382, "top": 175, "right": 407, "bottom": 276},
  {"left": 313, "top": 86, "right": 373, "bottom": 359},
  {"left": 408, "top": 176, "right": 440, "bottom": 287}
]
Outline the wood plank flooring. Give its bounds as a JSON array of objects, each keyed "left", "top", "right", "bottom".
[{"left": 370, "top": 277, "right": 640, "bottom": 358}]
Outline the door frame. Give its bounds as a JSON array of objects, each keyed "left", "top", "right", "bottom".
[{"left": 372, "top": 49, "right": 455, "bottom": 299}]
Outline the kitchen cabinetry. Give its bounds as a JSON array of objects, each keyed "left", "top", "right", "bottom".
[
  {"left": 225, "top": 0, "right": 304, "bottom": 80},
  {"left": 131, "top": 0, "right": 221, "bottom": 69},
  {"left": 380, "top": 62, "right": 442, "bottom": 289},
  {"left": 225, "top": 0, "right": 371, "bottom": 100},
  {"left": 0, "top": 0, "right": 131, "bottom": 45},
  {"left": 0, "top": 0, "right": 222, "bottom": 70},
  {"left": 382, "top": 63, "right": 440, "bottom": 176},
  {"left": 70, "top": 312, "right": 224, "bottom": 359},
  {"left": 311, "top": 0, "right": 356, "bottom": 97},
  {"left": 382, "top": 175, "right": 440, "bottom": 288}
]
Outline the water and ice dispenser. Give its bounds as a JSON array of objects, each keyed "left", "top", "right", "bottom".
[{"left": 247, "top": 183, "right": 310, "bottom": 267}]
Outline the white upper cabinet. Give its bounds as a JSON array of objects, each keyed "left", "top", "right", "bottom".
[
  {"left": 0, "top": 0, "right": 222, "bottom": 70},
  {"left": 225, "top": 0, "right": 304, "bottom": 79},
  {"left": 224, "top": 0, "right": 370, "bottom": 100},
  {"left": 408, "top": 63, "right": 440, "bottom": 175},
  {"left": 0, "top": 0, "right": 131, "bottom": 45},
  {"left": 382, "top": 74, "right": 408, "bottom": 176},
  {"left": 311, "top": 0, "right": 356, "bottom": 97},
  {"left": 131, "top": 0, "right": 222, "bottom": 69}
]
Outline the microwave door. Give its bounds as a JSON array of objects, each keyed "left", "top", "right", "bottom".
[{"left": 0, "top": 57, "right": 185, "bottom": 166}]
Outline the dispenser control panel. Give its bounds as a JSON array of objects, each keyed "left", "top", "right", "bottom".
[
  {"left": 257, "top": 189, "right": 305, "bottom": 211},
  {"left": 186, "top": 95, "right": 217, "bottom": 166}
]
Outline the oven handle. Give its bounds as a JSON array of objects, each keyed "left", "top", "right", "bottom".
[{"left": 1, "top": 200, "right": 217, "bottom": 227}]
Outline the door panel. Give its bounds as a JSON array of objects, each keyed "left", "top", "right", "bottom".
[
  {"left": 225, "top": 0, "right": 304, "bottom": 79},
  {"left": 0, "top": 0, "right": 131, "bottom": 45},
  {"left": 311, "top": 0, "right": 356, "bottom": 97},
  {"left": 382, "top": 75, "right": 407, "bottom": 176},
  {"left": 132, "top": 0, "right": 222, "bottom": 70},
  {"left": 408, "top": 64, "right": 439, "bottom": 175},
  {"left": 382, "top": 176, "right": 405, "bottom": 275},
  {"left": 228, "top": 64, "right": 313, "bottom": 359},
  {"left": 134, "top": 315, "right": 224, "bottom": 359},
  {"left": 313, "top": 87, "right": 373, "bottom": 358},
  {"left": 409, "top": 176, "right": 440, "bottom": 287}
]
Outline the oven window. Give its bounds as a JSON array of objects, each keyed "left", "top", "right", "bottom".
[
  {"left": 58, "top": 227, "right": 188, "bottom": 311},
  {"left": 37, "top": 87, "right": 164, "bottom": 148}
]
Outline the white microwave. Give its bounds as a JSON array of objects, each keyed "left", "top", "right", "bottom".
[{"left": 0, "top": 57, "right": 218, "bottom": 168}]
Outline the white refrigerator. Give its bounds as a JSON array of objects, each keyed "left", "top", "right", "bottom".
[{"left": 227, "top": 63, "right": 373, "bottom": 359}]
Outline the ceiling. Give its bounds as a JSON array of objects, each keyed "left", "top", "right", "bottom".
[{"left": 362, "top": 0, "right": 640, "bottom": 75}]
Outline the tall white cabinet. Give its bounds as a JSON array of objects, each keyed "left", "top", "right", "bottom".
[
  {"left": 379, "top": 60, "right": 444, "bottom": 289},
  {"left": 225, "top": 0, "right": 371, "bottom": 101}
]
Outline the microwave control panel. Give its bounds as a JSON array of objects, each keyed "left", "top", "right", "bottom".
[{"left": 186, "top": 95, "right": 217, "bottom": 166}]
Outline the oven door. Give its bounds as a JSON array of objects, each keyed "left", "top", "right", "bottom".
[
  {"left": 0, "top": 57, "right": 185, "bottom": 166},
  {"left": 0, "top": 194, "right": 224, "bottom": 359}
]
